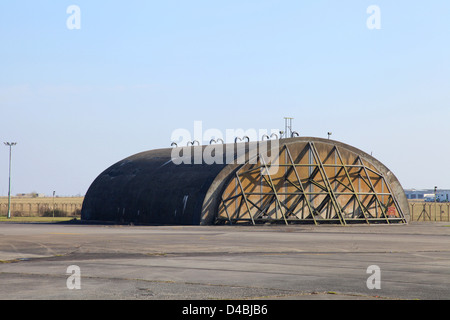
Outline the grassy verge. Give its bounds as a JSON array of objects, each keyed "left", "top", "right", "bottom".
[{"left": 0, "top": 216, "right": 78, "bottom": 223}]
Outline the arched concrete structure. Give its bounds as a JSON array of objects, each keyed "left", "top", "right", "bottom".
[{"left": 81, "top": 137, "right": 409, "bottom": 225}]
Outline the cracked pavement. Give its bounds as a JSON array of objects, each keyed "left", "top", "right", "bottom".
[{"left": 1, "top": 222, "right": 449, "bottom": 300}]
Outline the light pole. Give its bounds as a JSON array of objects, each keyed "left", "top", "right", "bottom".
[
  {"left": 435, "top": 186, "right": 438, "bottom": 221},
  {"left": 4, "top": 142, "right": 17, "bottom": 219}
]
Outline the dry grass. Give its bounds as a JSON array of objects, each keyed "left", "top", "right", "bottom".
[
  {"left": 0, "top": 216, "right": 77, "bottom": 223},
  {"left": 0, "top": 196, "right": 83, "bottom": 205},
  {"left": 0, "top": 196, "right": 83, "bottom": 218}
]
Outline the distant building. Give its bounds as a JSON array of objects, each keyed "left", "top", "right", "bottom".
[
  {"left": 404, "top": 189, "right": 450, "bottom": 202},
  {"left": 15, "top": 192, "right": 46, "bottom": 198}
]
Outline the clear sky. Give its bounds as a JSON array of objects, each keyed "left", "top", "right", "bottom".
[{"left": 0, "top": 0, "right": 449, "bottom": 196}]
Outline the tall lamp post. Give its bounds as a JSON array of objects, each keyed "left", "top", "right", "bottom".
[
  {"left": 4, "top": 142, "right": 17, "bottom": 219},
  {"left": 53, "top": 191, "right": 56, "bottom": 218},
  {"left": 435, "top": 186, "right": 438, "bottom": 221}
]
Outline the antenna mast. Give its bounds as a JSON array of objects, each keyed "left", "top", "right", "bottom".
[{"left": 284, "top": 117, "right": 294, "bottom": 138}]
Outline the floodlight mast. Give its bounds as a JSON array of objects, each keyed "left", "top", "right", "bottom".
[{"left": 4, "top": 142, "right": 17, "bottom": 219}]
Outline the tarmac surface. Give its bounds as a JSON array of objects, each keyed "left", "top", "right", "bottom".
[{"left": 0, "top": 221, "right": 449, "bottom": 300}]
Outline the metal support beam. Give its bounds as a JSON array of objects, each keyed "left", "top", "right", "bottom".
[{"left": 217, "top": 140, "right": 407, "bottom": 225}]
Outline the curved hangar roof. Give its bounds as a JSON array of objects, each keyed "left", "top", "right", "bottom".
[{"left": 81, "top": 137, "right": 410, "bottom": 225}]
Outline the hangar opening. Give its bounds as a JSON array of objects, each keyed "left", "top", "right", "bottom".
[{"left": 81, "top": 137, "right": 409, "bottom": 225}]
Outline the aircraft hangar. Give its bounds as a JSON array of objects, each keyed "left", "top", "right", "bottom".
[{"left": 81, "top": 137, "right": 409, "bottom": 225}]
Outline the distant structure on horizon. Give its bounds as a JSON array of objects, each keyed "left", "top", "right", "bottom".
[
  {"left": 404, "top": 189, "right": 450, "bottom": 202},
  {"left": 15, "top": 192, "right": 46, "bottom": 198}
]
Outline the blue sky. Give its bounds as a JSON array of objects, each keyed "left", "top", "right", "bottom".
[{"left": 0, "top": 0, "right": 449, "bottom": 196}]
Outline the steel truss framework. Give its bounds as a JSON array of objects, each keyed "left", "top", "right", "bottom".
[{"left": 217, "top": 142, "right": 407, "bottom": 225}]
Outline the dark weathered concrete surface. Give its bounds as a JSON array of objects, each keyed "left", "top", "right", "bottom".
[{"left": 0, "top": 222, "right": 449, "bottom": 300}]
